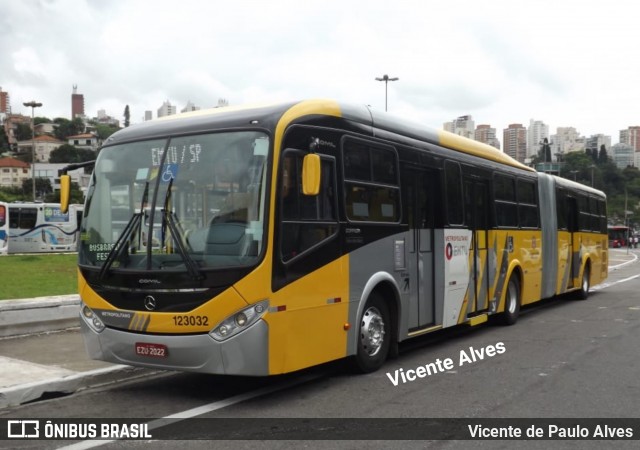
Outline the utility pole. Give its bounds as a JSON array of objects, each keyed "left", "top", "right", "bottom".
[{"left": 23, "top": 100, "right": 43, "bottom": 201}]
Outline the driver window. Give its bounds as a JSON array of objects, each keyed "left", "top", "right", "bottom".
[{"left": 280, "top": 151, "right": 337, "bottom": 262}]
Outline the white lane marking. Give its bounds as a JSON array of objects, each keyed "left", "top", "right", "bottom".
[
  {"left": 57, "top": 373, "right": 321, "bottom": 449},
  {"left": 608, "top": 250, "right": 638, "bottom": 271},
  {"left": 591, "top": 273, "right": 640, "bottom": 291}
]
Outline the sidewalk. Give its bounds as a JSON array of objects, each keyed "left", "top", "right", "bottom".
[
  {"left": 0, "top": 296, "right": 159, "bottom": 409},
  {"left": 0, "top": 249, "right": 637, "bottom": 409}
]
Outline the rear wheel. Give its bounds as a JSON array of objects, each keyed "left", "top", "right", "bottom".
[
  {"left": 575, "top": 264, "right": 590, "bottom": 300},
  {"left": 499, "top": 275, "right": 521, "bottom": 326},
  {"left": 352, "top": 292, "right": 391, "bottom": 373}
]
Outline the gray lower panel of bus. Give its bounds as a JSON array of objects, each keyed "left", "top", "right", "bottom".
[
  {"left": 345, "top": 230, "right": 443, "bottom": 357},
  {"left": 80, "top": 319, "right": 269, "bottom": 376}
]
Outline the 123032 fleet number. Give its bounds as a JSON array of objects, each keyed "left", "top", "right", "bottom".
[{"left": 172, "top": 315, "right": 209, "bottom": 327}]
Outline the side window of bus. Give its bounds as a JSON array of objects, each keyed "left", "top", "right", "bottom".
[
  {"left": 578, "top": 195, "right": 590, "bottom": 231},
  {"left": 517, "top": 179, "right": 539, "bottom": 228},
  {"left": 444, "top": 161, "right": 463, "bottom": 226},
  {"left": 494, "top": 175, "right": 517, "bottom": 227},
  {"left": 343, "top": 139, "right": 400, "bottom": 223},
  {"left": 10, "top": 208, "right": 37, "bottom": 229},
  {"left": 598, "top": 199, "right": 607, "bottom": 233},
  {"left": 556, "top": 190, "right": 567, "bottom": 230},
  {"left": 280, "top": 151, "right": 338, "bottom": 262}
]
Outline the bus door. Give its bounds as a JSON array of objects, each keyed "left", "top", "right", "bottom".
[
  {"left": 402, "top": 166, "right": 435, "bottom": 328},
  {"left": 465, "top": 179, "right": 490, "bottom": 315}
]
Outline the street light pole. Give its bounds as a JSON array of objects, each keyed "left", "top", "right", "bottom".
[
  {"left": 23, "top": 100, "right": 43, "bottom": 201},
  {"left": 375, "top": 74, "right": 399, "bottom": 111}
]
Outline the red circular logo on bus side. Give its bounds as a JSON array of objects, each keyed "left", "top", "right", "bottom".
[{"left": 445, "top": 242, "right": 453, "bottom": 260}]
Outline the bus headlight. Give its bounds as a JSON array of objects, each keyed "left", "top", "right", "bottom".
[
  {"left": 210, "top": 300, "right": 269, "bottom": 342},
  {"left": 81, "top": 304, "right": 105, "bottom": 333}
]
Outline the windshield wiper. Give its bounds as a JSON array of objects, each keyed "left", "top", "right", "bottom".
[
  {"left": 161, "top": 177, "right": 203, "bottom": 280},
  {"left": 99, "top": 181, "right": 149, "bottom": 280}
]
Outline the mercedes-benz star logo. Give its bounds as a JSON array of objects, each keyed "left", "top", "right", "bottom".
[{"left": 144, "top": 295, "right": 157, "bottom": 311}]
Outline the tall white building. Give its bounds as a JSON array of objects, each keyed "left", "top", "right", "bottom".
[
  {"left": 181, "top": 101, "right": 200, "bottom": 113},
  {"left": 526, "top": 119, "right": 549, "bottom": 159},
  {"left": 157, "top": 101, "right": 177, "bottom": 118},
  {"left": 620, "top": 126, "right": 640, "bottom": 152},
  {"left": 550, "top": 127, "right": 585, "bottom": 158},
  {"left": 444, "top": 115, "right": 475, "bottom": 139}
]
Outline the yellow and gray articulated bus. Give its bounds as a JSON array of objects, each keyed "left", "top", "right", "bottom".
[{"left": 60, "top": 99, "right": 608, "bottom": 376}]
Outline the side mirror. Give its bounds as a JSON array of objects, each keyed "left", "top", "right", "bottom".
[
  {"left": 302, "top": 153, "right": 321, "bottom": 196},
  {"left": 60, "top": 174, "right": 70, "bottom": 214}
]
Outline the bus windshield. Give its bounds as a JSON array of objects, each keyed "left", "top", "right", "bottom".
[{"left": 79, "top": 131, "right": 270, "bottom": 272}]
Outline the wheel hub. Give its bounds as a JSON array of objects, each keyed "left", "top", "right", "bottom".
[{"left": 361, "top": 306, "right": 385, "bottom": 356}]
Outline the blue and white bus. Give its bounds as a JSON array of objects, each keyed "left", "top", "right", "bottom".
[
  {"left": 6, "top": 202, "right": 83, "bottom": 254},
  {"left": 0, "top": 202, "right": 8, "bottom": 255}
]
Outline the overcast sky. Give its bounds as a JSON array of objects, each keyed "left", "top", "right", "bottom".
[{"left": 2, "top": 0, "right": 639, "bottom": 144}]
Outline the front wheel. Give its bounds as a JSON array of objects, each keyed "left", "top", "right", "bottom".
[{"left": 351, "top": 292, "right": 391, "bottom": 373}]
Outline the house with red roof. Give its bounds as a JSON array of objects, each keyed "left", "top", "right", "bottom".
[
  {"left": 0, "top": 157, "right": 30, "bottom": 188},
  {"left": 67, "top": 133, "right": 99, "bottom": 151},
  {"left": 16, "top": 135, "right": 65, "bottom": 162}
]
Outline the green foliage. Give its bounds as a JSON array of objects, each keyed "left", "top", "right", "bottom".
[
  {"left": 53, "top": 117, "right": 85, "bottom": 141},
  {"left": 20, "top": 177, "right": 52, "bottom": 200},
  {"left": 0, "top": 125, "right": 10, "bottom": 155},
  {"left": 124, "top": 105, "right": 130, "bottom": 128},
  {"left": 1, "top": 180, "right": 84, "bottom": 203},
  {"left": 0, "top": 186, "right": 24, "bottom": 202},
  {"left": 598, "top": 145, "right": 608, "bottom": 164},
  {"left": 0, "top": 254, "right": 78, "bottom": 300},
  {"left": 16, "top": 123, "right": 33, "bottom": 141},
  {"left": 94, "top": 124, "right": 119, "bottom": 140},
  {"left": 49, "top": 144, "right": 95, "bottom": 163}
]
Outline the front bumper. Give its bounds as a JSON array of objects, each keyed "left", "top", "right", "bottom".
[{"left": 80, "top": 318, "right": 269, "bottom": 376}]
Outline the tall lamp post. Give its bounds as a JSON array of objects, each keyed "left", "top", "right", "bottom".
[
  {"left": 375, "top": 74, "right": 398, "bottom": 111},
  {"left": 23, "top": 100, "right": 42, "bottom": 201}
]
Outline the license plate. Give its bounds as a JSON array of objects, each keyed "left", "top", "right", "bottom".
[{"left": 135, "top": 342, "right": 168, "bottom": 358}]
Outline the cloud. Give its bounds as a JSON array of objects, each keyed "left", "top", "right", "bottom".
[{"left": 1, "top": 0, "right": 639, "bottom": 142}]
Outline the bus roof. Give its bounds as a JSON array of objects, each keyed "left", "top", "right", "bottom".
[
  {"left": 103, "top": 99, "right": 534, "bottom": 172},
  {"left": 541, "top": 172, "right": 607, "bottom": 198}
]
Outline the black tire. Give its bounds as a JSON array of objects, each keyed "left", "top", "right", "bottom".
[
  {"left": 575, "top": 264, "right": 590, "bottom": 300},
  {"left": 499, "top": 275, "right": 521, "bottom": 326},
  {"left": 351, "top": 292, "right": 391, "bottom": 373}
]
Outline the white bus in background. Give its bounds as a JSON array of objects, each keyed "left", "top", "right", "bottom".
[
  {"left": 7, "top": 202, "right": 83, "bottom": 254},
  {"left": 0, "top": 202, "right": 8, "bottom": 255}
]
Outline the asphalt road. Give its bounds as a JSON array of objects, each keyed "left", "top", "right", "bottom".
[{"left": 2, "top": 250, "right": 639, "bottom": 449}]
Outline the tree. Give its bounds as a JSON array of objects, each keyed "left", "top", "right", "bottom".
[
  {"left": 598, "top": 145, "right": 608, "bottom": 164},
  {"left": 0, "top": 126, "right": 10, "bottom": 155},
  {"left": 94, "top": 124, "right": 119, "bottom": 140},
  {"left": 53, "top": 117, "right": 85, "bottom": 141},
  {"left": 543, "top": 138, "right": 551, "bottom": 162},
  {"left": 21, "top": 177, "right": 52, "bottom": 200},
  {"left": 16, "top": 123, "right": 33, "bottom": 141},
  {"left": 124, "top": 105, "right": 130, "bottom": 128},
  {"left": 49, "top": 144, "right": 95, "bottom": 163}
]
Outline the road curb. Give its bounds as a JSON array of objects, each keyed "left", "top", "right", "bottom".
[
  {"left": 0, "top": 295, "right": 80, "bottom": 338},
  {"left": 0, "top": 364, "right": 164, "bottom": 408}
]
